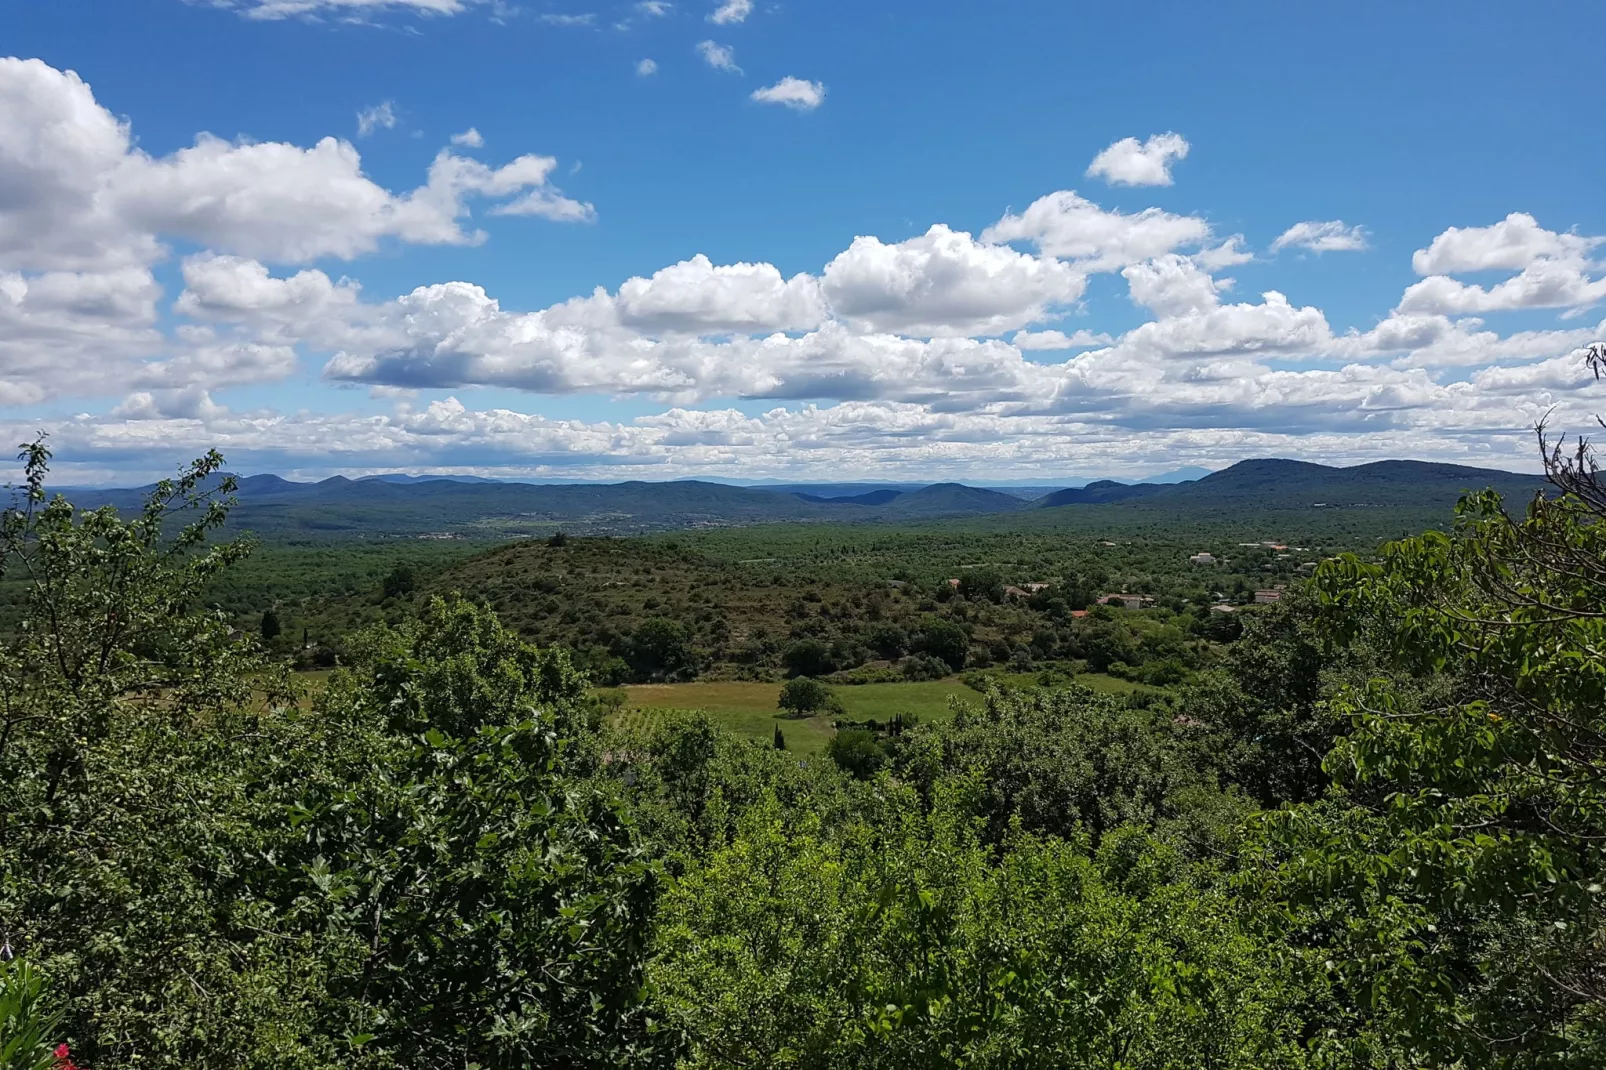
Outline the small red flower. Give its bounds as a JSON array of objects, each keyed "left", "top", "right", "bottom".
[{"left": 54, "top": 1042, "right": 79, "bottom": 1069}]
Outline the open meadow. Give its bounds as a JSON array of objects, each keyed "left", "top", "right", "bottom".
[{"left": 605, "top": 673, "right": 1144, "bottom": 753}]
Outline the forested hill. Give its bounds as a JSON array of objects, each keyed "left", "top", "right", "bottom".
[{"left": 57, "top": 458, "right": 1548, "bottom": 538}]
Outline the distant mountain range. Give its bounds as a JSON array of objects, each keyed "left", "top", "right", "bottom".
[{"left": 54, "top": 459, "right": 1549, "bottom": 539}]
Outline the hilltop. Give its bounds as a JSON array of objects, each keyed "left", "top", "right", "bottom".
[{"left": 56, "top": 457, "right": 1548, "bottom": 541}]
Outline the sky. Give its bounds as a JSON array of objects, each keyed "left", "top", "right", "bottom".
[{"left": 2, "top": 0, "right": 1603, "bottom": 484}]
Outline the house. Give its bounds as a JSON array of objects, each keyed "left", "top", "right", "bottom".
[
  {"left": 1003, "top": 585, "right": 1031, "bottom": 599},
  {"left": 1188, "top": 552, "right": 1218, "bottom": 566},
  {"left": 1069, "top": 609, "right": 1090, "bottom": 618},
  {"left": 1100, "top": 593, "right": 1149, "bottom": 611},
  {"left": 947, "top": 578, "right": 961, "bottom": 588},
  {"left": 1209, "top": 604, "right": 1238, "bottom": 614},
  {"left": 1253, "top": 589, "right": 1282, "bottom": 604},
  {"left": 1024, "top": 582, "right": 1051, "bottom": 592}
]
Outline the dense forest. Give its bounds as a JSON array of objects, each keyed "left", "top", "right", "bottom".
[{"left": 3, "top": 400, "right": 1606, "bottom": 1066}]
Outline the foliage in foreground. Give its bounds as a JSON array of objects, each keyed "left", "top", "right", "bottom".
[{"left": 0, "top": 444, "right": 671, "bottom": 1068}]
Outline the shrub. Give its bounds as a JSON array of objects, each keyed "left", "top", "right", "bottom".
[
  {"left": 382, "top": 561, "right": 417, "bottom": 599},
  {"left": 911, "top": 618, "right": 968, "bottom": 671},
  {"left": 781, "top": 637, "right": 833, "bottom": 678},
  {"left": 900, "top": 653, "right": 951, "bottom": 681},
  {"left": 825, "top": 728, "right": 886, "bottom": 780}
]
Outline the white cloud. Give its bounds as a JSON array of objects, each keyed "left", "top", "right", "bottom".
[
  {"left": 1412, "top": 212, "right": 1600, "bottom": 275},
  {"left": 174, "top": 253, "right": 361, "bottom": 325},
  {"left": 1011, "top": 329, "right": 1112, "bottom": 351},
  {"left": 1397, "top": 260, "right": 1606, "bottom": 316},
  {"left": 1085, "top": 133, "right": 1190, "bottom": 187},
  {"left": 636, "top": 1, "right": 672, "bottom": 14},
  {"left": 982, "top": 191, "right": 1213, "bottom": 272},
  {"left": 820, "top": 225, "right": 1083, "bottom": 336},
  {"left": 750, "top": 77, "right": 826, "bottom": 112},
  {"left": 1271, "top": 220, "right": 1369, "bottom": 254},
  {"left": 0, "top": 58, "right": 591, "bottom": 270},
  {"left": 710, "top": 0, "right": 752, "bottom": 23},
  {"left": 538, "top": 12, "right": 597, "bottom": 26},
  {"left": 696, "top": 40, "right": 740, "bottom": 72},
  {"left": 1194, "top": 236, "right": 1254, "bottom": 270},
  {"left": 356, "top": 101, "right": 398, "bottom": 137},
  {"left": 450, "top": 127, "right": 484, "bottom": 147},
  {"left": 1122, "top": 255, "right": 1227, "bottom": 318},
  {"left": 6, "top": 56, "right": 1604, "bottom": 481},
  {"left": 636, "top": 58, "right": 659, "bottom": 77},
  {"left": 613, "top": 254, "right": 826, "bottom": 334},
  {"left": 208, "top": 0, "right": 483, "bottom": 20}
]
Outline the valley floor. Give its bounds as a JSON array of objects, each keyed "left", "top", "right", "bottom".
[{"left": 605, "top": 673, "right": 1144, "bottom": 753}]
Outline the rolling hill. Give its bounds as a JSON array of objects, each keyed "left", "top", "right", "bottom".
[{"left": 54, "top": 458, "right": 1550, "bottom": 541}]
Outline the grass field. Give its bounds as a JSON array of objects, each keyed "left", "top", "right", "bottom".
[{"left": 606, "top": 673, "right": 1144, "bottom": 754}]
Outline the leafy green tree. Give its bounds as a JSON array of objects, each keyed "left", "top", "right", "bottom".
[
  {"left": 824, "top": 728, "right": 885, "bottom": 780},
  {"left": 274, "top": 598, "right": 670, "bottom": 1067},
  {"left": 773, "top": 724, "right": 786, "bottom": 750},
  {"left": 781, "top": 637, "right": 833, "bottom": 678},
  {"left": 956, "top": 568, "right": 1003, "bottom": 602},
  {"left": 911, "top": 617, "right": 968, "bottom": 672},
  {"left": 1269, "top": 368, "right": 1606, "bottom": 1064},
  {"left": 628, "top": 617, "right": 697, "bottom": 681},
  {"left": 0, "top": 444, "right": 679, "bottom": 1068},
  {"left": 260, "top": 606, "right": 282, "bottom": 642},
  {"left": 649, "top": 789, "right": 1347, "bottom": 1068},
  {"left": 381, "top": 561, "right": 417, "bottom": 599},
  {"left": 778, "top": 676, "right": 838, "bottom": 718},
  {"left": 865, "top": 623, "right": 908, "bottom": 660}
]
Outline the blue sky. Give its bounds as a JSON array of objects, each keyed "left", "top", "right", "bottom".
[{"left": 2, "top": 0, "right": 1603, "bottom": 482}]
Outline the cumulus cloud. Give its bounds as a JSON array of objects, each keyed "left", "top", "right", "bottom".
[
  {"left": 696, "top": 40, "right": 740, "bottom": 72},
  {"left": 636, "top": 58, "right": 658, "bottom": 77},
  {"left": 450, "top": 127, "right": 484, "bottom": 147},
  {"left": 1271, "top": 220, "right": 1369, "bottom": 254},
  {"left": 356, "top": 101, "right": 397, "bottom": 137},
  {"left": 982, "top": 191, "right": 1213, "bottom": 272},
  {"left": 1011, "top": 329, "right": 1112, "bottom": 351},
  {"left": 709, "top": 0, "right": 751, "bottom": 23},
  {"left": 1086, "top": 133, "right": 1190, "bottom": 187},
  {"left": 1412, "top": 213, "right": 1600, "bottom": 275},
  {"left": 6, "top": 54, "right": 1604, "bottom": 481},
  {"left": 820, "top": 225, "right": 1083, "bottom": 336},
  {"left": 613, "top": 254, "right": 826, "bottom": 334},
  {"left": 1397, "top": 260, "right": 1606, "bottom": 316},
  {"left": 0, "top": 58, "right": 591, "bottom": 270},
  {"left": 750, "top": 77, "right": 826, "bottom": 111},
  {"left": 1122, "top": 255, "right": 1227, "bottom": 318}
]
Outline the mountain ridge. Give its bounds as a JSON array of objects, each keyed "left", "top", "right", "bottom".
[{"left": 48, "top": 458, "right": 1548, "bottom": 538}]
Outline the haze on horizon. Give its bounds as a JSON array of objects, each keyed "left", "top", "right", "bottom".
[{"left": 1, "top": 1, "right": 1602, "bottom": 486}]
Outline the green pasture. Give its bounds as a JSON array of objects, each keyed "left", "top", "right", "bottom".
[{"left": 605, "top": 673, "right": 1143, "bottom": 754}]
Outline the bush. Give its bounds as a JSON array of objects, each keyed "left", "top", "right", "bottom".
[
  {"left": 911, "top": 618, "right": 968, "bottom": 671},
  {"left": 381, "top": 561, "right": 417, "bottom": 599},
  {"left": 865, "top": 623, "right": 908, "bottom": 659},
  {"left": 825, "top": 728, "right": 886, "bottom": 780},
  {"left": 781, "top": 637, "right": 833, "bottom": 678},
  {"left": 627, "top": 617, "right": 697, "bottom": 681},
  {"left": 900, "top": 653, "right": 951, "bottom": 681}
]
